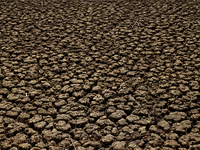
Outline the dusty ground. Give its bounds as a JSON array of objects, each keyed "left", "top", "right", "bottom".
[{"left": 0, "top": 0, "right": 200, "bottom": 149}]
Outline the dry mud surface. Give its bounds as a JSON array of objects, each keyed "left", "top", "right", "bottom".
[{"left": 0, "top": 0, "right": 200, "bottom": 149}]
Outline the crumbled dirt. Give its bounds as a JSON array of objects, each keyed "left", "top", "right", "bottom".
[{"left": 0, "top": 0, "right": 200, "bottom": 149}]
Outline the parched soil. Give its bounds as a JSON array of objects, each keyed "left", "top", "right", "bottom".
[{"left": 0, "top": 0, "right": 200, "bottom": 149}]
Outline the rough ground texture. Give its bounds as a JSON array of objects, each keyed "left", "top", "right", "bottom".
[{"left": 0, "top": 0, "right": 200, "bottom": 149}]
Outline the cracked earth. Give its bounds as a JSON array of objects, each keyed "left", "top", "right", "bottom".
[{"left": 0, "top": 0, "right": 200, "bottom": 149}]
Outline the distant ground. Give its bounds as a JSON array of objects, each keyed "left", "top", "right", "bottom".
[{"left": 0, "top": 0, "right": 200, "bottom": 149}]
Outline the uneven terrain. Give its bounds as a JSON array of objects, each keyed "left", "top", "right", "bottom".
[{"left": 0, "top": 0, "right": 200, "bottom": 149}]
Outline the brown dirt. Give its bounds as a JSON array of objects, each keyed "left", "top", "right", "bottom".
[{"left": 0, "top": 0, "right": 200, "bottom": 149}]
